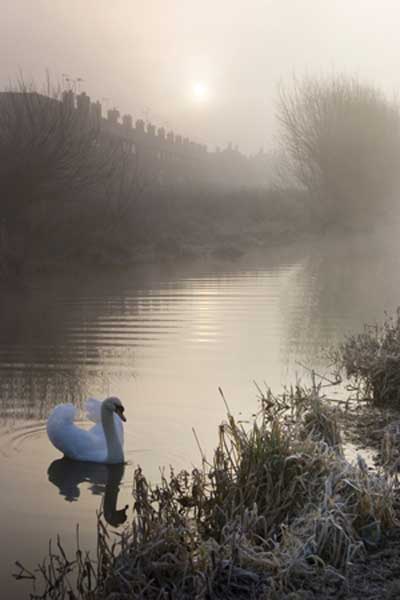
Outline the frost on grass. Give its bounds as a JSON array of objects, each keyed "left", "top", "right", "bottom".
[
  {"left": 334, "top": 309, "right": 400, "bottom": 406},
  {"left": 18, "top": 384, "right": 397, "bottom": 599}
]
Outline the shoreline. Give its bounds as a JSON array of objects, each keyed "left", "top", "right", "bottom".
[
  {"left": 9, "top": 227, "right": 320, "bottom": 281},
  {"left": 16, "top": 384, "right": 400, "bottom": 600}
]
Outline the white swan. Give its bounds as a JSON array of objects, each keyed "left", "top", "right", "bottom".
[{"left": 47, "top": 397, "right": 126, "bottom": 464}]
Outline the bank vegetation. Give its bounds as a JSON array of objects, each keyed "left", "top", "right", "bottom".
[
  {"left": 17, "top": 383, "right": 399, "bottom": 599},
  {"left": 334, "top": 308, "right": 400, "bottom": 407}
]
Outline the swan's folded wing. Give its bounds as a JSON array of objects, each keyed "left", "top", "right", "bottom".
[
  {"left": 47, "top": 403, "right": 107, "bottom": 462},
  {"left": 85, "top": 398, "right": 102, "bottom": 423},
  {"left": 48, "top": 403, "right": 77, "bottom": 425}
]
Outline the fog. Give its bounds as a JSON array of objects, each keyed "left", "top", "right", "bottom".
[
  {"left": 2, "top": 0, "right": 400, "bottom": 152},
  {"left": 4, "top": 3, "right": 400, "bottom": 597}
]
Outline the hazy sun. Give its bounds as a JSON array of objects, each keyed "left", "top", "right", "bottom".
[{"left": 192, "top": 81, "right": 209, "bottom": 102}]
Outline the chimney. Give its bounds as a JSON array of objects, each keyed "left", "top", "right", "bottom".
[
  {"left": 135, "top": 119, "right": 145, "bottom": 133},
  {"left": 76, "top": 92, "right": 90, "bottom": 116},
  {"left": 122, "top": 114, "right": 133, "bottom": 128},
  {"left": 107, "top": 107, "right": 120, "bottom": 124}
]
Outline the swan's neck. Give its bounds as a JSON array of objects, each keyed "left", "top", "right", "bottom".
[{"left": 101, "top": 406, "right": 124, "bottom": 464}]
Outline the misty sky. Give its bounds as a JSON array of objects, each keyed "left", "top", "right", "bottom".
[{"left": 1, "top": 0, "right": 400, "bottom": 153}]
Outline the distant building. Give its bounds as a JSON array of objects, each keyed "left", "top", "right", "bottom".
[{"left": 0, "top": 90, "right": 272, "bottom": 188}]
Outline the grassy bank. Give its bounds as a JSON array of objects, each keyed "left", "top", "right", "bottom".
[
  {"left": 333, "top": 309, "right": 400, "bottom": 407},
  {"left": 3, "top": 182, "right": 315, "bottom": 278},
  {"left": 18, "top": 383, "right": 399, "bottom": 599}
]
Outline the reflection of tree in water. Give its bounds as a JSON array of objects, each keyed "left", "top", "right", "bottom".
[
  {"left": 48, "top": 459, "right": 128, "bottom": 527},
  {"left": 281, "top": 234, "right": 400, "bottom": 375}
]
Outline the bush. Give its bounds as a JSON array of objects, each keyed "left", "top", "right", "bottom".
[{"left": 335, "top": 309, "right": 400, "bottom": 405}]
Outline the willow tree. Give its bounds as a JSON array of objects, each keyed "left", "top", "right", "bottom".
[{"left": 277, "top": 75, "right": 400, "bottom": 224}]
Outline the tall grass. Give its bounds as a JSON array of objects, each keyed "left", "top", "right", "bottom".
[
  {"left": 17, "top": 384, "right": 397, "bottom": 598},
  {"left": 334, "top": 308, "right": 400, "bottom": 405}
]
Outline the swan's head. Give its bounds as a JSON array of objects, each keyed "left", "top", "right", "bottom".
[{"left": 104, "top": 397, "right": 126, "bottom": 422}]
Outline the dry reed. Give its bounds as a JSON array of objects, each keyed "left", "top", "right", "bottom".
[
  {"left": 334, "top": 309, "right": 400, "bottom": 405},
  {"left": 16, "top": 382, "right": 398, "bottom": 599}
]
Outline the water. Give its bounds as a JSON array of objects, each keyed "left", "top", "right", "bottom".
[{"left": 2, "top": 232, "right": 400, "bottom": 598}]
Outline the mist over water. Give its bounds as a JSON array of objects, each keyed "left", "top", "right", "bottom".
[{"left": 1, "top": 230, "right": 400, "bottom": 597}]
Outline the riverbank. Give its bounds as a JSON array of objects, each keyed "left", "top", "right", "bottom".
[
  {"left": 31, "top": 220, "right": 315, "bottom": 274},
  {"left": 9, "top": 193, "right": 398, "bottom": 282},
  {"left": 1, "top": 183, "right": 320, "bottom": 280},
  {"left": 19, "top": 384, "right": 400, "bottom": 599}
]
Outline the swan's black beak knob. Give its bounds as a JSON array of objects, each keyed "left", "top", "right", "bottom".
[{"left": 115, "top": 406, "right": 127, "bottom": 422}]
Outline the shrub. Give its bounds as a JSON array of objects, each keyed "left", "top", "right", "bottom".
[{"left": 334, "top": 309, "right": 400, "bottom": 405}]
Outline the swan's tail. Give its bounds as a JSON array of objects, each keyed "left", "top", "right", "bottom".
[{"left": 47, "top": 404, "right": 77, "bottom": 455}]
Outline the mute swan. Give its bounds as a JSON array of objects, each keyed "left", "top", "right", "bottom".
[{"left": 47, "top": 397, "right": 126, "bottom": 464}]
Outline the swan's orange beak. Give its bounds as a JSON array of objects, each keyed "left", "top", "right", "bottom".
[{"left": 116, "top": 406, "right": 127, "bottom": 422}]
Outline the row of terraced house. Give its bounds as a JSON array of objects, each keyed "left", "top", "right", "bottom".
[{"left": 66, "top": 90, "right": 272, "bottom": 188}]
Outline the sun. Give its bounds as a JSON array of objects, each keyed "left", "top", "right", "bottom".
[{"left": 192, "top": 81, "right": 209, "bottom": 102}]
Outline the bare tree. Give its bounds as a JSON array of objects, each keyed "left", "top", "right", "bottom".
[
  {"left": 0, "top": 77, "right": 117, "bottom": 273},
  {"left": 102, "top": 140, "right": 150, "bottom": 232},
  {"left": 276, "top": 75, "right": 400, "bottom": 224}
]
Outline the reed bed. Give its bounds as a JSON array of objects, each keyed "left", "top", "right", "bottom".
[
  {"left": 334, "top": 309, "right": 400, "bottom": 405},
  {"left": 17, "top": 384, "right": 398, "bottom": 599}
]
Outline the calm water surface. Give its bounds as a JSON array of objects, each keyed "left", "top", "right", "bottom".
[{"left": 1, "top": 233, "right": 400, "bottom": 598}]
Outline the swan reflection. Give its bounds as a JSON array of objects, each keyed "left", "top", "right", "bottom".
[{"left": 48, "top": 459, "right": 128, "bottom": 526}]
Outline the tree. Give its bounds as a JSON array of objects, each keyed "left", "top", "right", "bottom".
[
  {"left": 276, "top": 75, "right": 400, "bottom": 224},
  {"left": 0, "top": 78, "right": 117, "bottom": 273}
]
